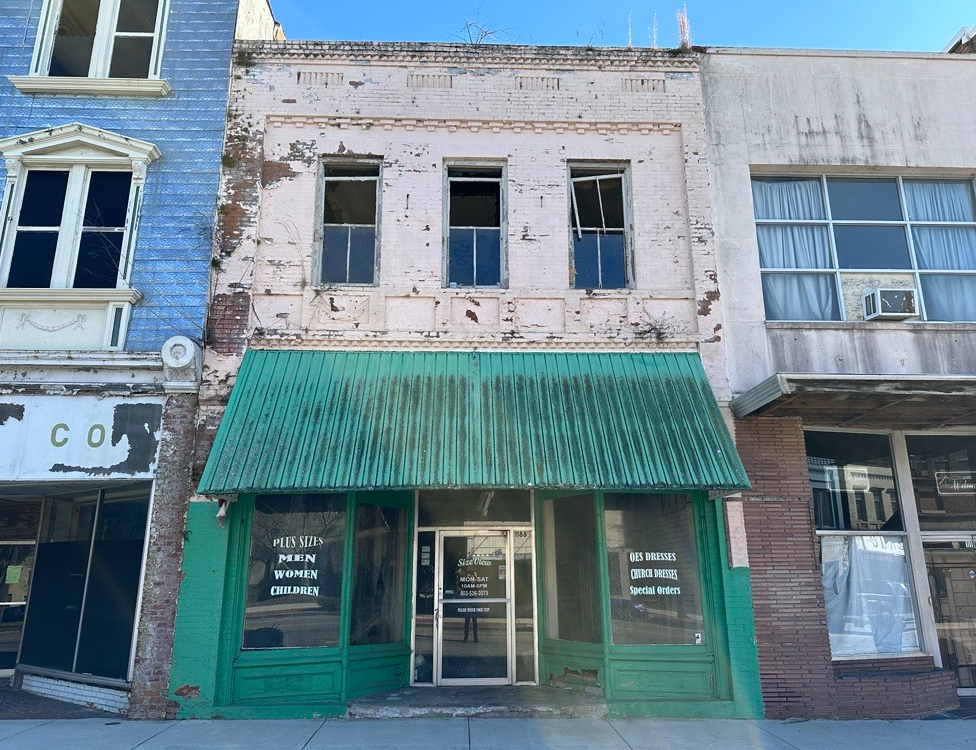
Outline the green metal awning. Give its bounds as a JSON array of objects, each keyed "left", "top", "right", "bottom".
[{"left": 198, "top": 350, "right": 749, "bottom": 494}]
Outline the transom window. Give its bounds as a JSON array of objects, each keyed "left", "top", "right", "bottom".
[
  {"left": 446, "top": 167, "right": 504, "bottom": 288},
  {"left": 320, "top": 162, "right": 380, "bottom": 285},
  {"left": 4, "top": 168, "right": 134, "bottom": 289},
  {"left": 570, "top": 166, "right": 630, "bottom": 289},
  {"left": 753, "top": 176, "right": 976, "bottom": 322},
  {"left": 38, "top": 0, "right": 167, "bottom": 78}
]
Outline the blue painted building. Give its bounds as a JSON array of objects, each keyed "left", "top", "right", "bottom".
[{"left": 0, "top": 0, "right": 279, "bottom": 718}]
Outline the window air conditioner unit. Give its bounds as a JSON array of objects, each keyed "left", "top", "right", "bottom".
[{"left": 862, "top": 288, "right": 917, "bottom": 321}]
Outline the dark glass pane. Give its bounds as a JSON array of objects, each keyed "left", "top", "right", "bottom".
[
  {"left": 805, "top": 431, "right": 900, "bottom": 531},
  {"left": 605, "top": 494, "right": 704, "bottom": 645},
  {"left": 450, "top": 181, "right": 500, "bottom": 228},
  {"left": 84, "top": 172, "right": 131, "bottom": 227},
  {"left": 350, "top": 504, "right": 406, "bottom": 646},
  {"left": 324, "top": 164, "right": 380, "bottom": 179},
  {"left": 599, "top": 178, "right": 624, "bottom": 228},
  {"left": 243, "top": 494, "right": 346, "bottom": 650},
  {"left": 544, "top": 494, "right": 602, "bottom": 643},
  {"left": 513, "top": 531, "right": 535, "bottom": 682},
  {"left": 346, "top": 227, "right": 375, "bottom": 284},
  {"left": 19, "top": 172, "right": 69, "bottom": 227},
  {"left": 413, "top": 530, "right": 435, "bottom": 683},
  {"left": 418, "top": 490, "right": 530, "bottom": 526},
  {"left": 115, "top": 0, "right": 159, "bottom": 32},
  {"left": 74, "top": 231, "right": 124, "bottom": 288},
  {"left": 17, "top": 496, "right": 97, "bottom": 673},
  {"left": 324, "top": 180, "right": 376, "bottom": 225},
  {"left": 449, "top": 232, "right": 475, "bottom": 287},
  {"left": 827, "top": 178, "right": 903, "bottom": 221},
  {"left": 834, "top": 225, "right": 911, "bottom": 269},
  {"left": 924, "top": 543, "right": 976, "bottom": 688},
  {"left": 109, "top": 36, "right": 153, "bottom": 78},
  {"left": 907, "top": 435, "right": 976, "bottom": 532},
  {"left": 599, "top": 232, "right": 626, "bottom": 288},
  {"left": 0, "top": 543, "right": 35, "bottom": 669},
  {"left": 474, "top": 229, "right": 501, "bottom": 286},
  {"left": 7, "top": 233, "right": 58, "bottom": 288},
  {"left": 572, "top": 179, "right": 602, "bottom": 228},
  {"left": 49, "top": 0, "right": 100, "bottom": 76},
  {"left": 573, "top": 233, "right": 600, "bottom": 289},
  {"left": 75, "top": 489, "right": 150, "bottom": 679},
  {"left": 321, "top": 225, "right": 349, "bottom": 283}
]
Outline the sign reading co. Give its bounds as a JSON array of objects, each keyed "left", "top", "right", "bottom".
[{"left": 51, "top": 422, "right": 109, "bottom": 448}]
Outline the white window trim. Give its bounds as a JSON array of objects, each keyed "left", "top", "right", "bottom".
[
  {"left": 0, "top": 123, "right": 159, "bottom": 350},
  {"left": 754, "top": 174, "right": 976, "bottom": 323},
  {"left": 12, "top": 0, "right": 171, "bottom": 96},
  {"left": 442, "top": 162, "right": 508, "bottom": 289}
]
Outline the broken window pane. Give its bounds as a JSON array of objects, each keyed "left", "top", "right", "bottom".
[
  {"left": 449, "top": 234, "right": 475, "bottom": 287},
  {"left": 74, "top": 231, "right": 124, "bottom": 288},
  {"left": 572, "top": 179, "right": 602, "bottom": 229},
  {"left": 599, "top": 178, "right": 625, "bottom": 228},
  {"left": 50, "top": 0, "right": 101, "bottom": 76},
  {"left": 324, "top": 180, "right": 377, "bottom": 225},
  {"left": 116, "top": 0, "right": 159, "bottom": 32},
  {"left": 570, "top": 169, "right": 628, "bottom": 289},
  {"left": 450, "top": 181, "right": 500, "bottom": 228}
]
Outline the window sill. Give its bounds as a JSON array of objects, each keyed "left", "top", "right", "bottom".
[
  {"left": 766, "top": 320, "right": 976, "bottom": 332},
  {"left": 8, "top": 76, "right": 172, "bottom": 97},
  {"left": 0, "top": 288, "right": 141, "bottom": 304},
  {"left": 831, "top": 651, "right": 930, "bottom": 662}
]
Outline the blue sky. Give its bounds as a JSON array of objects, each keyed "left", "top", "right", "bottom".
[{"left": 269, "top": 1, "right": 972, "bottom": 52}]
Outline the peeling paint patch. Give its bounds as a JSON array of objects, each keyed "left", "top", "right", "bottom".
[
  {"left": 698, "top": 290, "right": 720, "bottom": 316},
  {"left": 0, "top": 403, "right": 25, "bottom": 426},
  {"left": 261, "top": 160, "right": 299, "bottom": 187},
  {"left": 173, "top": 684, "right": 201, "bottom": 699},
  {"left": 50, "top": 403, "right": 163, "bottom": 476}
]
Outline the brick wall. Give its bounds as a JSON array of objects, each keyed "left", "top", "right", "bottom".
[
  {"left": 128, "top": 392, "right": 198, "bottom": 719},
  {"left": 21, "top": 674, "right": 128, "bottom": 715},
  {"left": 738, "top": 415, "right": 959, "bottom": 719}
]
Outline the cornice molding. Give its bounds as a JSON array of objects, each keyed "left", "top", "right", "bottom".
[
  {"left": 8, "top": 76, "right": 172, "bottom": 97},
  {"left": 0, "top": 288, "right": 142, "bottom": 304},
  {"left": 266, "top": 114, "right": 682, "bottom": 135},
  {"left": 236, "top": 40, "right": 700, "bottom": 73},
  {"left": 248, "top": 333, "right": 703, "bottom": 352}
]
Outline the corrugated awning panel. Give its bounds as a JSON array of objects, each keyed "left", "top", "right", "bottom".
[{"left": 198, "top": 350, "right": 749, "bottom": 493}]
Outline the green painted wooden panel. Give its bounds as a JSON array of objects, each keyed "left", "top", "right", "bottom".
[
  {"left": 233, "top": 662, "right": 342, "bottom": 703},
  {"left": 608, "top": 658, "right": 716, "bottom": 699},
  {"left": 346, "top": 648, "right": 410, "bottom": 699},
  {"left": 199, "top": 350, "right": 749, "bottom": 493}
]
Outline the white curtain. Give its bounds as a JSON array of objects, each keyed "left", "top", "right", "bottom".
[
  {"left": 904, "top": 180, "right": 976, "bottom": 222},
  {"left": 912, "top": 227, "right": 976, "bottom": 270},
  {"left": 757, "top": 225, "right": 832, "bottom": 268},
  {"left": 920, "top": 275, "right": 976, "bottom": 322},
  {"left": 752, "top": 178, "right": 825, "bottom": 220},
  {"left": 761, "top": 273, "right": 839, "bottom": 321},
  {"left": 821, "top": 535, "right": 920, "bottom": 657}
]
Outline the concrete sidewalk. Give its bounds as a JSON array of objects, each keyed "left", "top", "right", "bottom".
[{"left": 0, "top": 717, "right": 974, "bottom": 750}]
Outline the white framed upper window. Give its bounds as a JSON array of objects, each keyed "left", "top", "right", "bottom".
[
  {"left": 9, "top": 0, "right": 171, "bottom": 96},
  {"left": 569, "top": 165, "right": 632, "bottom": 289},
  {"left": 752, "top": 175, "right": 976, "bottom": 323},
  {"left": 319, "top": 161, "right": 381, "bottom": 286}
]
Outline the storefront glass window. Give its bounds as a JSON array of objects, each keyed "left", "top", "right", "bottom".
[
  {"left": 821, "top": 535, "right": 921, "bottom": 656},
  {"left": 906, "top": 435, "right": 976, "bottom": 532},
  {"left": 243, "top": 494, "right": 346, "bottom": 649},
  {"left": 418, "top": 490, "right": 530, "bottom": 526},
  {"left": 350, "top": 503, "right": 406, "bottom": 646},
  {"left": 805, "top": 431, "right": 902, "bottom": 530},
  {"left": 543, "top": 494, "right": 601, "bottom": 643},
  {"left": 604, "top": 494, "right": 704, "bottom": 645}
]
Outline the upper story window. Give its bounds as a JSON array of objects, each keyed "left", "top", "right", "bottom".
[
  {"left": 48, "top": 0, "right": 165, "bottom": 77},
  {"left": 446, "top": 167, "right": 504, "bottom": 288},
  {"left": 570, "top": 166, "right": 630, "bottom": 289},
  {"left": 753, "top": 176, "right": 976, "bottom": 322},
  {"left": 320, "top": 162, "right": 380, "bottom": 286},
  {"left": 0, "top": 124, "right": 160, "bottom": 350},
  {"left": 9, "top": 0, "right": 171, "bottom": 96}
]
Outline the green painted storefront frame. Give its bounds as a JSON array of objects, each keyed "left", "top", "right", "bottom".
[{"left": 169, "top": 491, "right": 762, "bottom": 719}]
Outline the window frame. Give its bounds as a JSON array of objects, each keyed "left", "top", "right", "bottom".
[
  {"left": 568, "top": 163, "right": 633, "bottom": 290},
  {"left": 442, "top": 162, "right": 507, "bottom": 289},
  {"left": 316, "top": 159, "right": 382, "bottom": 288},
  {"left": 754, "top": 174, "right": 976, "bottom": 322}
]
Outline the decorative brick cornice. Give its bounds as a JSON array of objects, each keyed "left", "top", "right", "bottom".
[
  {"left": 236, "top": 40, "right": 700, "bottom": 73},
  {"left": 266, "top": 114, "right": 681, "bottom": 136}
]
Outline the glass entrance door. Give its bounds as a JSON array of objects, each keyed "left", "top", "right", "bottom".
[
  {"left": 436, "top": 530, "right": 512, "bottom": 685},
  {"left": 924, "top": 542, "right": 976, "bottom": 690}
]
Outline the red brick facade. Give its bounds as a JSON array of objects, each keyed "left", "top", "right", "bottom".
[{"left": 736, "top": 416, "right": 958, "bottom": 719}]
